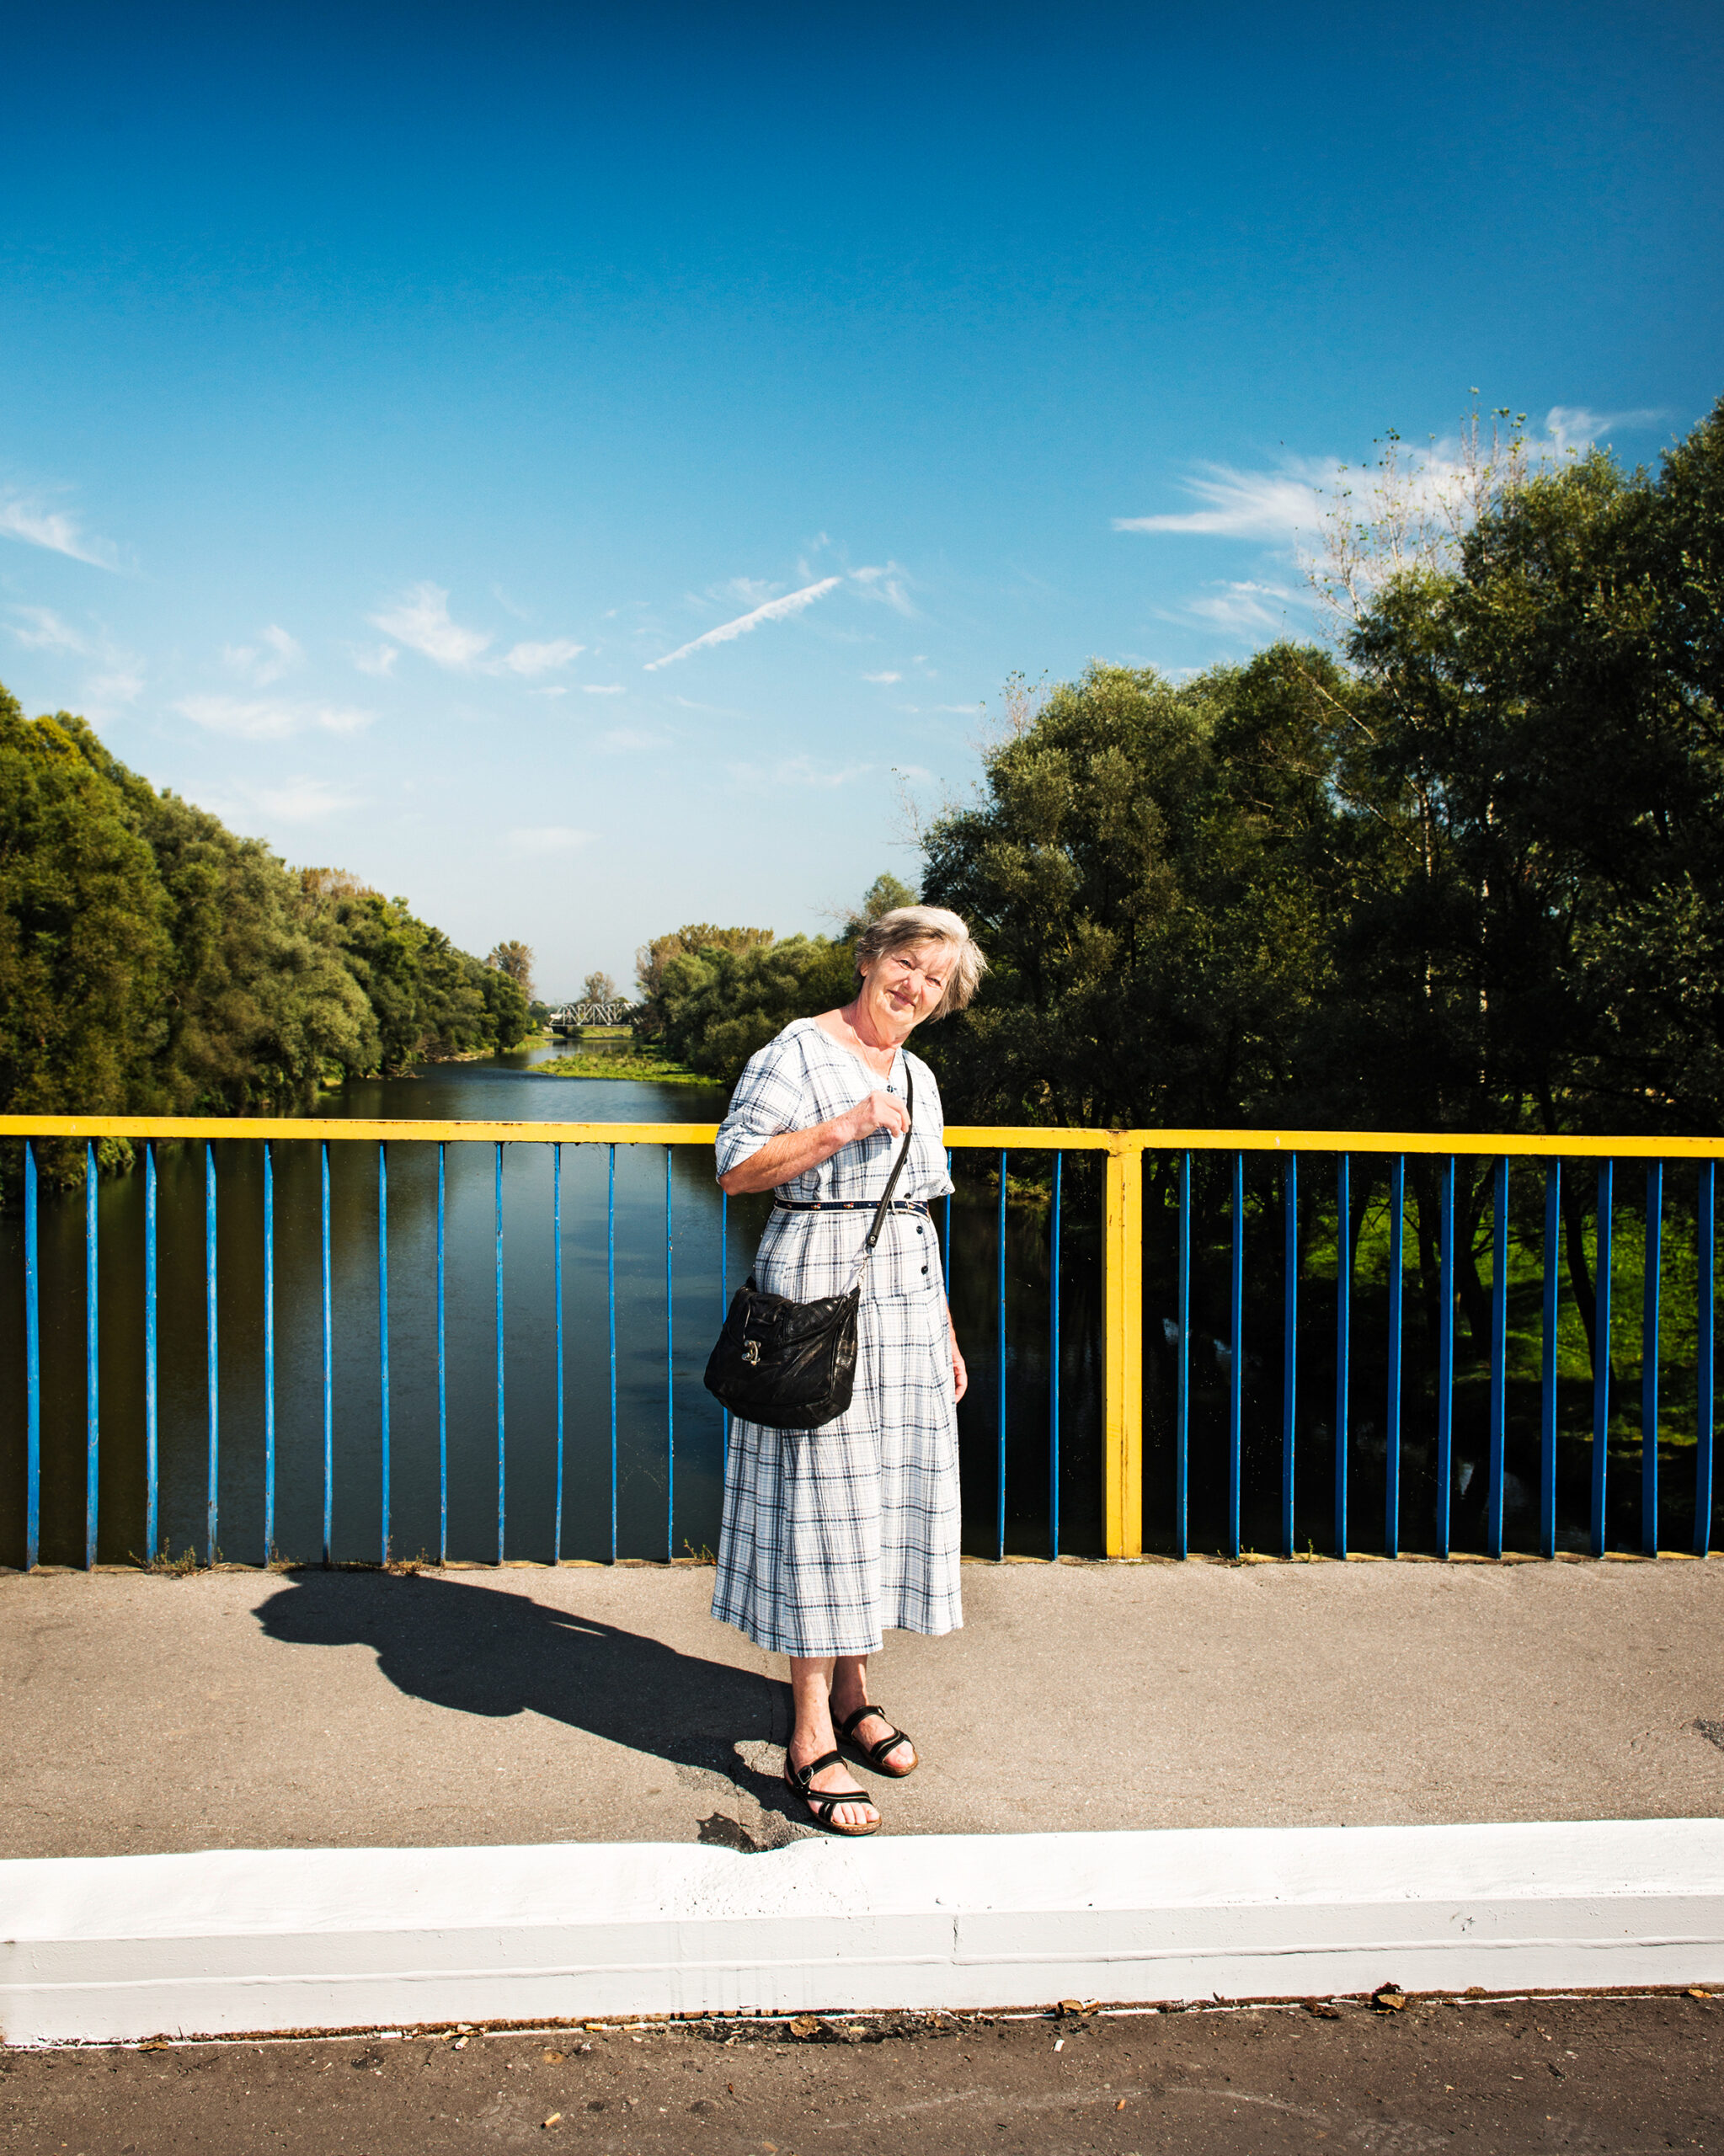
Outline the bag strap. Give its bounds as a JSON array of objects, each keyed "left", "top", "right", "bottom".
[{"left": 855, "top": 1064, "right": 915, "bottom": 1275}]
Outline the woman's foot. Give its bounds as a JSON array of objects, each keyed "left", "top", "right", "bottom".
[
  {"left": 785, "top": 1742, "right": 880, "bottom": 1834},
  {"left": 831, "top": 1697, "right": 917, "bottom": 1776}
]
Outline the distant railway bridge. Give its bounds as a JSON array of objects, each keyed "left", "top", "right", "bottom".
[{"left": 547, "top": 998, "right": 638, "bottom": 1030}]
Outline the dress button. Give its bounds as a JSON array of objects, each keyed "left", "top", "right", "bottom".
[
  {"left": 915, "top": 1225, "right": 924, "bottom": 1235},
  {"left": 921, "top": 1265, "right": 929, "bottom": 1275}
]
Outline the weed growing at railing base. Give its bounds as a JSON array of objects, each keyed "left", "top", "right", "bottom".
[
  {"left": 682, "top": 1539, "right": 716, "bottom": 1564},
  {"left": 137, "top": 1543, "right": 202, "bottom": 1575},
  {"left": 384, "top": 1548, "right": 440, "bottom": 1576}
]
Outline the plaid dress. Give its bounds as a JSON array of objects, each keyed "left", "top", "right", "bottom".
[{"left": 710, "top": 1019, "right": 963, "bottom": 1657}]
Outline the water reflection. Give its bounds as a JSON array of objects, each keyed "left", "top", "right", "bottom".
[{"left": 0, "top": 1050, "right": 1103, "bottom": 1567}]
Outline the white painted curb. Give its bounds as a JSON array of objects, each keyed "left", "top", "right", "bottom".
[{"left": 4, "top": 1821, "right": 1723, "bottom": 2045}]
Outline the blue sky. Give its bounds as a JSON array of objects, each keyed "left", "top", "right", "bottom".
[{"left": 3, "top": 3, "right": 1719, "bottom": 997}]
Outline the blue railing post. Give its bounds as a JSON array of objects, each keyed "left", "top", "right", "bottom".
[
  {"left": 1385, "top": 1154, "right": 1405, "bottom": 1559},
  {"left": 203, "top": 1146, "right": 218, "bottom": 1569},
  {"left": 1487, "top": 1158, "right": 1508, "bottom": 1559},
  {"left": 85, "top": 1142, "right": 99, "bottom": 1570},
  {"left": 1228, "top": 1151, "right": 1243, "bottom": 1560},
  {"left": 553, "top": 1143, "right": 565, "bottom": 1565},
  {"left": 996, "top": 1150, "right": 1008, "bottom": 1561},
  {"left": 1591, "top": 1161, "right": 1614, "bottom": 1557},
  {"left": 495, "top": 1141, "right": 506, "bottom": 1566},
  {"left": 205, "top": 1142, "right": 218, "bottom": 1566},
  {"left": 1642, "top": 1161, "right": 1663, "bottom": 1557},
  {"left": 1049, "top": 1152, "right": 1062, "bottom": 1561},
  {"left": 24, "top": 1139, "right": 40, "bottom": 1572},
  {"left": 321, "top": 1140, "right": 333, "bottom": 1566},
  {"left": 607, "top": 1144, "right": 617, "bottom": 1564},
  {"left": 1176, "top": 1150, "right": 1191, "bottom": 1561},
  {"left": 378, "top": 1141, "right": 391, "bottom": 1566},
  {"left": 144, "top": 1141, "right": 157, "bottom": 1565},
  {"left": 263, "top": 1139, "right": 275, "bottom": 1566},
  {"left": 436, "top": 1141, "right": 447, "bottom": 1566},
  {"left": 1334, "top": 1154, "right": 1350, "bottom": 1559},
  {"left": 1698, "top": 1161, "right": 1716, "bottom": 1559},
  {"left": 943, "top": 1153, "right": 953, "bottom": 1295},
  {"left": 1282, "top": 1154, "right": 1297, "bottom": 1559},
  {"left": 1436, "top": 1156, "right": 1455, "bottom": 1560},
  {"left": 1540, "top": 1162, "right": 1561, "bottom": 1561}
]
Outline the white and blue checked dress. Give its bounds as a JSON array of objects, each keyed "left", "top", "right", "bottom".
[{"left": 710, "top": 1019, "right": 963, "bottom": 1657}]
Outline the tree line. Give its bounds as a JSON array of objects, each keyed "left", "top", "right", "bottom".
[
  {"left": 630, "top": 401, "right": 1724, "bottom": 1393},
  {"left": 1, "top": 695, "right": 531, "bottom": 1169},
  {"left": 632, "top": 878, "right": 915, "bottom": 1081},
  {"left": 921, "top": 399, "right": 1724, "bottom": 1151}
]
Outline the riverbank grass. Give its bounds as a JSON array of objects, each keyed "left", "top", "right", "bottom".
[{"left": 535, "top": 1050, "right": 718, "bottom": 1086}]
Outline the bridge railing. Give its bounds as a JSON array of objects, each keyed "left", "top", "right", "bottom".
[{"left": 2, "top": 1117, "right": 1719, "bottom": 1569}]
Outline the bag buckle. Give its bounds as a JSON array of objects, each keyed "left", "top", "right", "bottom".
[{"left": 742, "top": 1338, "right": 761, "bottom": 1367}]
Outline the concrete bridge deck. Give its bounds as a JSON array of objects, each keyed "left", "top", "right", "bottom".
[{"left": 4, "top": 1556, "right": 1722, "bottom": 1860}]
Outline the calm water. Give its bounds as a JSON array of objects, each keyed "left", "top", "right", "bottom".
[{"left": 0, "top": 1047, "right": 1103, "bottom": 1568}]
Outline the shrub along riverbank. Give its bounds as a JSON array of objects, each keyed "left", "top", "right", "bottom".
[{"left": 1, "top": 689, "right": 531, "bottom": 1182}]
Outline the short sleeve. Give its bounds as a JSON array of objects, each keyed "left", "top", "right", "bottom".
[{"left": 714, "top": 1031, "right": 809, "bottom": 1183}]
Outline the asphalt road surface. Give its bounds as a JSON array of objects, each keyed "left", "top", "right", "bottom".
[{"left": 3, "top": 1993, "right": 1719, "bottom": 2154}]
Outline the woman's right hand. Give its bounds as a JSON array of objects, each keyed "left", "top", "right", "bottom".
[{"left": 842, "top": 1090, "right": 910, "bottom": 1145}]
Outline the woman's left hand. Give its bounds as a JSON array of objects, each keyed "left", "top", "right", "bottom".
[{"left": 950, "top": 1327, "right": 968, "bottom": 1403}]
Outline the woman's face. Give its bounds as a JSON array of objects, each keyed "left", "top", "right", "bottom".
[{"left": 858, "top": 939, "right": 953, "bottom": 1033}]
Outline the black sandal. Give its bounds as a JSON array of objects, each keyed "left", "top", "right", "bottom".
[
  {"left": 784, "top": 1751, "right": 881, "bottom": 1836},
  {"left": 837, "top": 1704, "right": 918, "bottom": 1778}
]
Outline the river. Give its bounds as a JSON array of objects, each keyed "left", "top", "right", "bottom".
[{"left": 0, "top": 1045, "right": 1102, "bottom": 1570}]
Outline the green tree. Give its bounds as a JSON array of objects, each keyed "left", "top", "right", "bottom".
[
  {"left": 634, "top": 922, "right": 775, "bottom": 1006},
  {"left": 654, "top": 934, "right": 857, "bottom": 1086},
  {"left": 0, "top": 693, "right": 533, "bottom": 1158},
  {"left": 919, "top": 650, "right": 1356, "bottom": 1129},
  {"left": 488, "top": 939, "right": 536, "bottom": 1003},
  {"left": 0, "top": 699, "right": 172, "bottom": 1120}
]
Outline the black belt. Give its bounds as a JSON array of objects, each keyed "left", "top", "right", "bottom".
[{"left": 773, "top": 1198, "right": 930, "bottom": 1216}]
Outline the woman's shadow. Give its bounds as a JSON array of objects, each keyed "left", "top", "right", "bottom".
[{"left": 255, "top": 1569, "right": 805, "bottom": 1848}]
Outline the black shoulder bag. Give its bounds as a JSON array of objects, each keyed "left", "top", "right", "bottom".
[{"left": 703, "top": 1069, "right": 915, "bottom": 1432}]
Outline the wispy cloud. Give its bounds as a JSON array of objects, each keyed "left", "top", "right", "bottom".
[
  {"left": 509, "top": 825, "right": 592, "bottom": 854},
  {"left": 1115, "top": 463, "right": 1327, "bottom": 541},
  {"left": 600, "top": 725, "right": 672, "bottom": 751},
  {"left": 499, "top": 637, "right": 585, "bottom": 676},
  {"left": 1545, "top": 404, "right": 1664, "bottom": 453},
  {"left": 352, "top": 643, "right": 398, "bottom": 677},
  {"left": 851, "top": 562, "right": 915, "bottom": 616},
  {"left": 222, "top": 625, "right": 303, "bottom": 688},
  {"left": 178, "top": 694, "right": 373, "bottom": 741},
  {"left": 6, "top": 605, "right": 145, "bottom": 717},
  {"left": 0, "top": 488, "right": 119, "bottom": 569},
  {"left": 201, "top": 776, "right": 363, "bottom": 825},
  {"left": 645, "top": 576, "right": 842, "bottom": 670},
  {"left": 730, "top": 755, "right": 872, "bottom": 789},
  {"left": 582, "top": 682, "right": 626, "bottom": 696},
  {"left": 863, "top": 670, "right": 902, "bottom": 684},
  {"left": 367, "top": 584, "right": 584, "bottom": 678},
  {"left": 1173, "top": 579, "right": 1301, "bottom": 632},
  {"left": 1118, "top": 407, "right": 1670, "bottom": 549},
  {"left": 7, "top": 604, "right": 87, "bottom": 653},
  {"left": 369, "top": 583, "right": 494, "bottom": 669}
]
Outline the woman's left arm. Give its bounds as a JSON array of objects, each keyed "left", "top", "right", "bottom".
[{"left": 949, "top": 1323, "right": 968, "bottom": 1402}]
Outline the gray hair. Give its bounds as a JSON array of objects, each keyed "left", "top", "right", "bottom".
[{"left": 853, "top": 905, "right": 987, "bottom": 1021}]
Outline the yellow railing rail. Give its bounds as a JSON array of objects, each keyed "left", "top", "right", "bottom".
[
  {"left": 8, "top": 1114, "right": 1724, "bottom": 1562},
  {"left": 7, "top": 1113, "right": 1721, "bottom": 1158}
]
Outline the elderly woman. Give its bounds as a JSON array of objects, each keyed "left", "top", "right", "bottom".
[{"left": 712, "top": 905, "right": 985, "bottom": 1835}]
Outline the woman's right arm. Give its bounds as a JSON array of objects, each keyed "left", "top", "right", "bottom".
[{"left": 718, "top": 1089, "right": 909, "bottom": 1197}]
